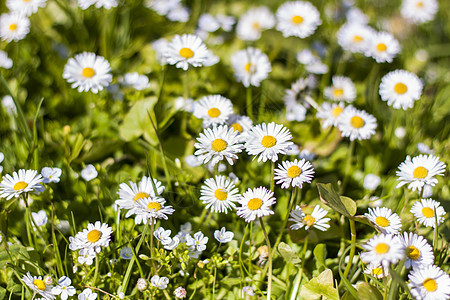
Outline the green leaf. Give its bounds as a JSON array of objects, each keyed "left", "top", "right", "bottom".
[
  {"left": 278, "top": 242, "right": 301, "bottom": 266},
  {"left": 68, "top": 133, "right": 86, "bottom": 164},
  {"left": 317, "top": 183, "right": 356, "bottom": 217},
  {"left": 356, "top": 283, "right": 383, "bottom": 300},
  {"left": 313, "top": 244, "right": 327, "bottom": 270},
  {"left": 340, "top": 196, "right": 357, "bottom": 216},
  {"left": 300, "top": 269, "right": 339, "bottom": 300},
  {"left": 0, "top": 286, "right": 5, "bottom": 300},
  {"left": 119, "top": 97, "right": 158, "bottom": 144}
]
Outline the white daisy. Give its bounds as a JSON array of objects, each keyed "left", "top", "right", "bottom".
[
  {"left": 63, "top": 52, "right": 112, "bottom": 93},
  {"left": 408, "top": 265, "right": 450, "bottom": 300},
  {"left": 0, "top": 50, "right": 13, "bottom": 69},
  {"left": 401, "top": 0, "right": 438, "bottom": 24},
  {"left": 231, "top": 47, "right": 271, "bottom": 87},
  {"left": 145, "top": 0, "right": 180, "bottom": 16},
  {"left": 236, "top": 7, "right": 275, "bottom": 41},
  {"left": 166, "top": 5, "right": 189, "bottom": 23},
  {"left": 274, "top": 159, "right": 315, "bottom": 189},
  {"left": 226, "top": 114, "right": 253, "bottom": 138},
  {"left": 236, "top": 187, "right": 276, "bottom": 223},
  {"left": 78, "top": 0, "right": 118, "bottom": 10},
  {"left": 52, "top": 276, "right": 76, "bottom": 300},
  {"left": 164, "top": 34, "right": 209, "bottom": 71},
  {"left": 0, "top": 169, "right": 43, "bottom": 200},
  {"left": 410, "top": 198, "right": 446, "bottom": 228},
  {"left": 364, "top": 207, "right": 402, "bottom": 235},
  {"left": 337, "top": 106, "right": 377, "bottom": 141},
  {"left": 200, "top": 175, "right": 240, "bottom": 213},
  {"left": 396, "top": 154, "right": 446, "bottom": 192},
  {"left": 41, "top": 167, "right": 62, "bottom": 184},
  {"left": 275, "top": 1, "right": 321, "bottom": 38},
  {"left": 150, "top": 275, "right": 169, "bottom": 290},
  {"left": 69, "top": 221, "right": 112, "bottom": 254},
  {"left": 216, "top": 14, "right": 235, "bottom": 32},
  {"left": 284, "top": 76, "right": 317, "bottom": 109},
  {"left": 0, "top": 13, "right": 30, "bottom": 42},
  {"left": 324, "top": 76, "right": 356, "bottom": 103},
  {"left": 120, "top": 72, "right": 150, "bottom": 90},
  {"left": 192, "top": 95, "right": 234, "bottom": 128},
  {"left": 194, "top": 125, "right": 244, "bottom": 166},
  {"left": 125, "top": 197, "right": 175, "bottom": 224},
  {"left": 116, "top": 176, "right": 165, "bottom": 210},
  {"left": 22, "top": 272, "right": 55, "bottom": 300},
  {"left": 7, "top": 0, "right": 47, "bottom": 17},
  {"left": 289, "top": 205, "right": 330, "bottom": 231},
  {"left": 365, "top": 31, "right": 401, "bottom": 63},
  {"left": 244, "top": 122, "right": 294, "bottom": 163},
  {"left": 316, "top": 102, "right": 346, "bottom": 129},
  {"left": 186, "top": 231, "right": 208, "bottom": 251},
  {"left": 379, "top": 70, "right": 423, "bottom": 110},
  {"left": 214, "top": 227, "right": 234, "bottom": 243},
  {"left": 360, "top": 234, "right": 404, "bottom": 268},
  {"left": 198, "top": 14, "right": 220, "bottom": 32},
  {"left": 364, "top": 264, "right": 389, "bottom": 279},
  {"left": 399, "top": 232, "right": 434, "bottom": 269},
  {"left": 337, "top": 23, "right": 375, "bottom": 53}
]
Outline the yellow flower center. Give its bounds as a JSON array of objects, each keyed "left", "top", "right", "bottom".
[
  {"left": 179, "top": 47, "right": 194, "bottom": 59},
  {"left": 413, "top": 166, "right": 428, "bottom": 179},
  {"left": 423, "top": 278, "right": 437, "bottom": 292},
  {"left": 350, "top": 116, "right": 365, "bottom": 128},
  {"left": 331, "top": 106, "right": 344, "bottom": 117},
  {"left": 416, "top": 1, "right": 423, "bottom": 7},
  {"left": 252, "top": 22, "right": 260, "bottom": 29},
  {"left": 207, "top": 108, "right": 221, "bottom": 118},
  {"left": 261, "top": 135, "right": 277, "bottom": 148},
  {"left": 134, "top": 192, "right": 150, "bottom": 202},
  {"left": 287, "top": 165, "right": 302, "bottom": 178},
  {"left": 245, "top": 63, "right": 254, "bottom": 73},
  {"left": 422, "top": 207, "right": 435, "bottom": 218},
  {"left": 407, "top": 245, "right": 421, "bottom": 260},
  {"left": 9, "top": 24, "right": 18, "bottom": 31},
  {"left": 211, "top": 138, "right": 227, "bottom": 152},
  {"left": 33, "top": 279, "right": 46, "bottom": 291},
  {"left": 82, "top": 67, "right": 96, "bottom": 78},
  {"left": 374, "top": 243, "right": 390, "bottom": 254},
  {"left": 376, "top": 43, "right": 387, "bottom": 52},
  {"left": 13, "top": 181, "right": 28, "bottom": 191},
  {"left": 87, "top": 229, "right": 102, "bottom": 243},
  {"left": 248, "top": 198, "right": 263, "bottom": 210},
  {"left": 291, "top": 15, "right": 304, "bottom": 24},
  {"left": 303, "top": 215, "right": 315, "bottom": 227},
  {"left": 375, "top": 216, "right": 390, "bottom": 227},
  {"left": 214, "top": 189, "right": 228, "bottom": 201},
  {"left": 353, "top": 35, "right": 363, "bottom": 42},
  {"left": 333, "top": 88, "right": 344, "bottom": 98},
  {"left": 231, "top": 123, "right": 243, "bottom": 133},
  {"left": 147, "top": 202, "right": 162, "bottom": 211},
  {"left": 372, "top": 267, "right": 383, "bottom": 277},
  {"left": 394, "top": 82, "right": 408, "bottom": 94}
]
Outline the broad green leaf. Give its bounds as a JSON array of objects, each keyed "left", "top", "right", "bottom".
[
  {"left": 300, "top": 269, "right": 339, "bottom": 300},
  {"left": 119, "top": 97, "right": 158, "bottom": 144},
  {"left": 278, "top": 242, "right": 301, "bottom": 266},
  {"left": 313, "top": 244, "right": 327, "bottom": 269},
  {"left": 317, "top": 183, "right": 355, "bottom": 217},
  {"left": 340, "top": 196, "right": 357, "bottom": 216},
  {"left": 0, "top": 286, "right": 6, "bottom": 300},
  {"left": 356, "top": 283, "right": 383, "bottom": 300},
  {"left": 68, "top": 133, "right": 86, "bottom": 164}
]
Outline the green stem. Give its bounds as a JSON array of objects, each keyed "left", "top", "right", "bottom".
[
  {"left": 342, "top": 219, "right": 356, "bottom": 280},
  {"left": 273, "top": 187, "right": 297, "bottom": 252},
  {"left": 93, "top": 255, "right": 100, "bottom": 285},
  {"left": 341, "top": 140, "right": 355, "bottom": 193},
  {"left": 149, "top": 220, "right": 157, "bottom": 274},
  {"left": 183, "top": 70, "right": 189, "bottom": 100},
  {"left": 291, "top": 235, "right": 308, "bottom": 300},
  {"left": 259, "top": 218, "right": 272, "bottom": 300},
  {"left": 246, "top": 86, "right": 254, "bottom": 120},
  {"left": 239, "top": 224, "right": 249, "bottom": 295}
]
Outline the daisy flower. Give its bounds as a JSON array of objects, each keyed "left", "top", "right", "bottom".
[
  {"left": 410, "top": 198, "right": 446, "bottom": 228},
  {"left": 200, "top": 175, "right": 240, "bottom": 213},
  {"left": 237, "top": 187, "right": 276, "bottom": 223},
  {"left": 214, "top": 227, "right": 234, "bottom": 243},
  {"left": 164, "top": 34, "right": 209, "bottom": 71},
  {"left": 236, "top": 7, "right": 275, "bottom": 41},
  {"left": 360, "top": 234, "right": 404, "bottom": 268},
  {"left": 226, "top": 114, "right": 253, "bottom": 137},
  {"left": 194, "top": 125, "right": 244, "bottom": 166},
  {"left": 0, "top": 169, "right": 43, "bottom": 200},
  {"left": 316, "top": 102, "right": 346, "bottom": 129},
  {"left": 7, "top": 0, "right": 47, "bottom": 16},
  {"left": 275, "top": 1, "right": 321, "bottom": 38},
  {"left": 399, "top": 232, "right": 434, "bottom": 269},
  {"left": 337, "top": 23, "right": 375, "bottom": 53},
  {"left": 245, "top": 122, "right": 293, "bottom": 162},
  {"left": 52, "top": 276, "right": 76, "bottom": 300},
  {"left": 379, "top": 70, "right": 423, "bottom": 110},
  {"left": 337, "top": 106, "right": 377, "bottom": 141},
  {"left": 0, "top": 50, "right": 13, "bottom": 69},
  {"left": 364, "top": 207, "right": 402, "bottom": 235},
  {"left": 324, "top": 76, "right": 356, "bottom": 103},
  {"left": 116, "top": 176, "right": 165, "bottom": 210},
  {"left": 0, "top": 13, "right": 30, "bottom": 42},
  {"left": 231, "top": 47, "right": 271, "bottom": 87},
  {"left": 274, "top": 159, "right": 314, "bottom": 189},
  {"left": 78, "top": 0, "right": 118, "bottom": 10},
  {"left": 401, "top": 0, "right": 438, "bottom": 24},
  {"left": 69, "top": 221, "right": 112, "bottom": 254},
  {"left": 396, "top": 154, "right": 446, "bottom": 192},
  {"left": 364, "top": 264, "right": 389, "bottom": 279},
  {"left": 125, "top": 197, "right": 175, "bottom": 224},
  {"left": 284, "top": 76, "right": 317, "bottom": 109},
  {"left": 192, "top": 95, "right": 234, "bottom": 128},
  {"left": 186, "top": 231, "right": 208, "bottom": 251},
  {"left": 63, "top": 52, "right": 112, "bottom": 93},
  {"left": 22, "top": 272, "right": 55, "bottom": 300},
  {"left": 408, "top": 265, "right": 450, "bottom": 300},
  {"left": 365, "top": 31, "right": 401, "bottom": 63},
  {"left": 289, "top": 205, "right": 330, "bottom": 231}
]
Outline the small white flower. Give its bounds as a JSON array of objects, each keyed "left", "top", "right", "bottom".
[
  {"left": 7, "top": 0, "right": 47, "bottom": 17},
  {"left": 69, "top": 221, "right": 112, "bottom": 254},
  {"left": 289, "top": 205, "right": 330, "bottom": 231},
  {"left": 363, "top": 174, "right": 381, "bottom": 191},
  {"left": 136, "top": 278, "right": 147, "bottom": 292},
  {"left": 43, "top": 276, "right": 52, "bottom": 286},
  {"left": 81, "top": 164, "right": 98, "bottom": 181},
  {"left": 118, "top": 292, "right": 125, "bottom": 299},
  {"left": 410, "top": 198, "right": 446, "bottom": 228},
  {"left": 78, "top": 0, "right": 118, "bottom": 9},
  {"left": 422, "top": 184, "right": 433, "bottom": 198},
  {"left": 408, "top": 265, "right": 450, "bottom": 300},
  {"left": 276, "top": 1, "right": 321, "bottom": 38},
  {"left": 286, "top": 103, "right": 307, "bottom": 122},
  {"left": 120, "top": 72, "right": 150, "bottom": 90},
  {"left": 214, "top": 227, "right": 234, "bottom": 243},
  {"left": 22, "top": 272, "right": 55, "bottom": 300},
  {"left": 0, "top": 169, "right": 43, "bottom": 200},
  {"left": 0, "top": 13, "right": 30, "bottom": 42},
  {"left": 154, "top": 227, "right": 172, "bottom": 244},
  {"left": 337, "top": 106, "right": 377, "bottom": 141},
  {"left": 163, "top": 236, "right": 180, "bottom": 250},
  {"left": 193, "top": 95, "right": 234, "bottom": 128},
  {"left": 399, "top": 232, "right": 434, "bottom": 269},
  {"left": 2, "top": 95, "right": 17, "bottom": 114},
  {"left": 146, "top": 0, "right": 180, "bottom": 15},
  {"left": 365, "top": 31, "right": 401, "bottom": 64},
  {"left": 379, "top": 70, "right": 423, "bottom": 110},
  {"left": 78, "top": 288, "right": 98, "bottom": 300},
  {"left": 151, "top": 275, "right": 169, "bottom": 289},
  {"left": 324, "top": 76, "right": 356, "bottom": 103},
  {"left": 200, "top": 175, "right": 240, "bottom": 214},
  {"left": 184, "top": 155, "right": 203, "bottom": 167},
  {"left": 401, "top": 0, "right": 438, "bottom": 24},
  {"left": 417, "top": 143, "right": 434, "bottom": 154},
  {"left": 364, "top": 207, "right": 402, "bottom": 235},
  {"left": 32, "top": 210, "right": 48, "bottom": 227},
  {"left": 119, "top": 246, "right": 133, "bottom": 259},
  {"left": 395, "top": 127, "right": 406, "bottom": 138},
  {"left": 226, "top": 114, "right": 253, "bottom": 138},
  {"left": 164, "top": 34, "right": 210, "bottom": 71},
  {"left": 77, "top": 248, "right": 96, "bottom": 265},
  {"left": 316, "top": 102, "right": 346, "bottom": 129},
  {"left": 346, "top": 7, "right": 369, "bottom": 24},
  {"left": 274, "top": 159, "right": 315, "bottom": 189},
  {"left": 174, "top": 286, "right": 187, "bottom": 299},
  {"left": 364, "top": 264, "right": 389, "bottom": 279},
  {"left": 360, "top": 234, "right": 404, "bottom": 268},
  {"left": 237, "top": 187, "right": 276, "bottom": 223},
  {"left": 231, "top": 47, "right": 271, "bottom": 87},
  {"left": 152, "top": 38, "right": 170, "bottom": 65},
  {"left": 0, "top": 50, "right": 13, "bottom": 69},
  {"left": 166, "top": 4, "right": 189, "bottom": 22},
  {"left": 41, "top": 167, "right": 62, "bottom": 184},
  {"left": 243, "top": 286, "right": 255, "bottom": 296},
  {"left": 236, "top": 7, "right": 275, "bottom": 41},
  {"left": 52, "top": 276, "right": 76, "bottom": 300},
  {"left": 186, "top": 231, "right": 208, "bottom": 252},
  {"left": 337, "top": 23, "right": 375, "bottom": 53}
]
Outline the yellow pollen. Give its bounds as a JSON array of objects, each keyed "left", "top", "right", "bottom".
[
  {"left": 134, "top": 192, "right": 150, "bottom": 202},
  {"left": 407, "top": 246, "right": 421, "bottom": 260},
  {"left": 376, "top": 43, "right": 387, "bottom": 52},
  {"left": 375, "top": 216, "right": 390, "bottom": 227},
  {"left": 287, "top": 166, "right": 302, "bottom": 178},
  {"left": 413, "top": 166, "right": 428, "bottom": 179},
  {"left": 231, "top": 123, "right": 243, "bottom": 133},
  {"left": 13, "top": 181, "right": 28, "bottom": 191},
  {"left": 333, "top": 88, "right": 344, "bottom": 98},
  {"left": 261, "top": 135, "right": 277, "bottom": 148},
  {"left": 350, "top": 116, "right": 365, "bottom": 128},
  {"left": 291, "top": 15, "right": 304, "bottom": 24},
  {"left": 214, "top": 189, "right": 228, "bottom": 201},
  {"left": 353, "top": 35, "right": 363, "bottom": 42},
  {"left": 303, "top": 215, "right": 315, "bottom": 227},
  {"left": 422, "top": 207, "right": 435, "bottom": 218},
  {"left": 248, "top": 198, "right": 263, "bottom": 210},
  {"left": 394, "top": 82, "right": 408, "bottom": 94},
  {"left": 375, "top": 243, "right": 390, "bottom": 254},
  {"left": 82, "top": 67, "right": 96, "bottom": 78},
  {"left": 147, "top": 202, "right": 162, "bottom": 211},
  {"left": 372, "top": 268, "right": 383, "bottom": 277},
  {"left": 245, "top": 63, "right": 254, "bottom": 73},
  {"left": 87, "top": 229, "right": 102, "bottom": 243},
  {"left": 179, "top": 47, "right": 194, "bottom": 59},
  {"left": 9, "top": 24, "right": 18, "bottom": 31},
  {"left": 33, "top": 279, "right": 46, "bottom": 291},
  {"left": 423, "top": 278, "right": 437, "bottom": 292},
  {"left": 331, "top": 106, "right": 344, "bottom": 117},
  {"left": 211, "top": 138, "right": 227, "bottom": 152},
  {"left": 207, "top": 107, "right": 221, "bottom": 118}
]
